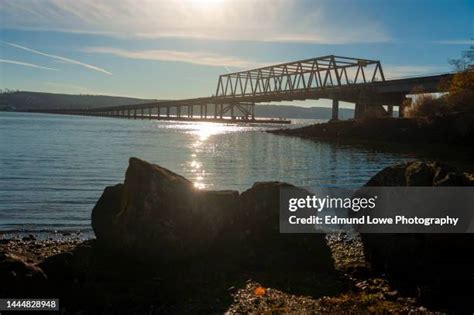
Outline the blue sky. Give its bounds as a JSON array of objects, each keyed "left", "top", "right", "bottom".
[{"left": 0, "top": 0, "right": 472, "bottom": 106}]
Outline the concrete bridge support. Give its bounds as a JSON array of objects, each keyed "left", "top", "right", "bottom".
[
  {"left": 354, "top": 103, "right": 366, "bottom": 119},
  {"left": 331, "top": 99, "right": 339, "bottom": 121},
  {"left": 188, "top": 105, "right": 193, "bottom": 118}
]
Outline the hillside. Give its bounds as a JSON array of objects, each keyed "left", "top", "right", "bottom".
[
  {"left": 0, "top": 91, "right": 354, "bottom": 119},
  {"left": 0, "top": 91, "right": 158, "bottom": 111}
]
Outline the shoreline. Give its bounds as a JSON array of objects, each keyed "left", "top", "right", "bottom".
[
  {"left": 269, "top": 116, "right": 474, "bottom": 171},
  {"left": 0, "top": 233, "right": 426, "bottom": 313},
  {"left": 269, "top": 114, "right": 474, "bottom": 142},
  {"left": 0, "top": 229, "right": 93, "bottom": 241}
]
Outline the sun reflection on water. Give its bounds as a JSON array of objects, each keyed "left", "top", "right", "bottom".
[
  {"left": 190, "top": 122, "right": 244, "bottom": 141},
  {"left": 180, "top": 122, "right": 254, "bottom": 189}
]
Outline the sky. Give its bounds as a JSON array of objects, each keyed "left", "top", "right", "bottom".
[{"left": 0, "top": 0, "right": 472, "bottom": 107}]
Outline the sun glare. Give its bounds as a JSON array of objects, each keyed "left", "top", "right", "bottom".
[{"left": 187, "top": 0, "right": 224, "bottom": 6}]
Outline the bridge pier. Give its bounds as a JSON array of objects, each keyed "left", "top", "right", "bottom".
[
  {"left": 331, "top": 99, "right": 339, "bottom": 121},
  {"left": 189, "top": 105, "right": 193, "bottom": 118},
  {"left": 387, "top": 105, "right": 393, "bottom": 117},
  {"left": 354, "top": 103, "right": 366, "bottom": 119}
]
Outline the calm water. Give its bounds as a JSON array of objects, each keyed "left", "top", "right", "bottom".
[{"left": 0, "top": 112, "right": 411, "bottom": 233}]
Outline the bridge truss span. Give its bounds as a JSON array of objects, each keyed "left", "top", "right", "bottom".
[{"left": 215, "top": 55, "right": 385, "bottom": 98}]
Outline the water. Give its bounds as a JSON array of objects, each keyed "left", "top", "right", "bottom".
[{"left": 0, "top": 112, "right": 411, "bottom": 233}]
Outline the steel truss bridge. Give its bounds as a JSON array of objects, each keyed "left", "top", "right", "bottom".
[{"left": 33, "top": 55, "right": 453, "bottom": 122}]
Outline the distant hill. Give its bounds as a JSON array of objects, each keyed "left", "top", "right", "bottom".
[
  {"left": 0, "top": 91, "right": 354, "bottom": 119},
  {"left": 0, "top": 91, "right": 157, "bottom": 111}
]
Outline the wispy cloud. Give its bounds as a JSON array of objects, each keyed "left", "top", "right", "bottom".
[
  {"left": 430, "top": 39, "right": 473, "bottom": 45},
  {"left": 0, "top": 58, "right": 59, "bottom": 71},
  {"left": 0, "top": 0, "right": 389, "bottom": 44},
  {"left": 2, "top": 41, "right": 112, "bottom": 75},
  {"left": 85, "top": 47, "right": 267, "bottom": 69}
]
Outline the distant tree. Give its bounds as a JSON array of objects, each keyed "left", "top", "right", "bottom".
[
  {"left": 448, "top": 39, "right": 474, "bottom": 71},
  {"left": 406, "top": 44, "right": 474, "bottom": 119}
]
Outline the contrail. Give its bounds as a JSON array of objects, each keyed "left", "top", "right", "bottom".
[
  {"left": 223, "top": 65, "right": 233, "bottom": 73},
  {"left": 0, "top": 58, "right": 59, "bottom": 71},
  {"left": 2, "top": 41, "right": 112, "bottom": 75}
]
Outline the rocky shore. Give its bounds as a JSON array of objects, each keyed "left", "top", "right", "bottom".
[
  {"left": 1, "top": 158, "right": 473, "bottom": 313},
  {"left": 269, "top": 114, "right": 474, "bottom": 146}
]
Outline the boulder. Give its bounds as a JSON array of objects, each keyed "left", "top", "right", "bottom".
[
  {"left": 237, "top": 182, "right": 333, "bottom": 269},
  {"left": 361, "top": 161, "right": 474, "bottom": 310},
  {"left": 92, "top": 157, "right": 239, "bottom": 261},
  {"left": 366, "top": 160, "right": 473, "bottom": 186},
  {"left": 91, "top": 158, "right": 334, "bottom": 270},
  {"left": 39, "top": 241, "right": 100, "bottom": 282},
  {"left": 91, "top": 184, "right": 123, "bottom": 246}
]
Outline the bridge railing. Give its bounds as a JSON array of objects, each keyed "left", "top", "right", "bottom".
[{"left": 215, "top": 55, "right": 385, "bottom": 98}]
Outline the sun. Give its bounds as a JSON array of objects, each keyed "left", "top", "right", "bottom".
[{"left": 187, "top": 0, "right": 225, "bottom": 7}]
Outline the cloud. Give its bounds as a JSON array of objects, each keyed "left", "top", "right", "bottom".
[
  {"left": 430, "top": 39, "right": 473, "bottom": 45},
  {"left": 2, "top": 41, "right": 112, "bottom": 75},
  {"left": 85, "top": 47, "right": 267, "bottom": 69},
  {"left": 0, "top": 58, "right": 59, "bottom": 71},
  {"left": 0, "top": 0, "right": 389, "bottom": 44}
]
